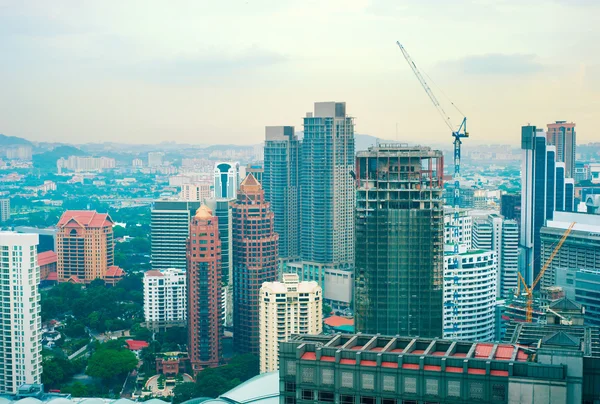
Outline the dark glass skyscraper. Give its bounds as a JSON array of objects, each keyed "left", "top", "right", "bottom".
[
  {"left": 263, "top": 126, "right": 300, "bottom": 261},
  {"left": 355, "top": 144, "right": 445, "bottom": 338}
]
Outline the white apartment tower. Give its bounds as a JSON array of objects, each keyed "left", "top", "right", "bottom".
[
  {"left": 143, "top": 268, "right": 187, "bottom": 331},
  {"left": 180, "top": 183, "right": 212, "bottom": 201},
  {"left": 444, "top": 207, "right": 473, "bottom": 249},
  {"left": 0, "top": 232, "right": 42, "bottom": 393},
  {"left": 259, "top": 274, "right": 322, "bottom": 373}
]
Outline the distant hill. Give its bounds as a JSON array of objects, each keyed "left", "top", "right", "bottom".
[
  {"left": 0, "top": 134, "right": 32, "bottom": 146},
  {"left": 33, "top": 145, "right": 87, "bottom": 171}
]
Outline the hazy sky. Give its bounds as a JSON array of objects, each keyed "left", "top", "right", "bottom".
[{"left": 1, "top": 0, "right": 598, "bottom": 146}]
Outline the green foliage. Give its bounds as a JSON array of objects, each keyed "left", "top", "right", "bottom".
[
  {"left": 41, "top": 357, "right": 87, "bottom": 388},
  {"left": 322, "top": 304, "right": 333, "bottom": 317},
  {"left": 172, "top": 383, "right": 197, "bottom": 404},
  {"left": 86, "top": 346, "right": 138, "bottom": 382}
]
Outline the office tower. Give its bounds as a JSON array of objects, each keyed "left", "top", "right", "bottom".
[
  {"left": 556, "top": 162, "right": 566, "bottom": 211},
  {"left": 151, "top": 200, "right": 200, "bottom": 270},
  {"left": 187, "top": 205, "right": 223, "bottom": 371},
  {"left": 143, "top": 268, "right": 187, "bottom": 331},
  {"left": 214, "top": 162, "right": 243, "bottom": 199},
  {"left": 263, "top": 126, "right": 300, "bottom": 261},
  {"left": 501, "top": 193, "right": 521, "bottom": 223},
  {"left": 520, "top": 125, "right": 574, "bottom": 285},
  {"left": 557, "top": 268, "right": 600, "bottom": 327},
  {"left": 56, "top": 210, "right": 114, "bottom": 283},
  {"left": 473, "top": 214, "right": 519, "bottom": 298},
  {"left": 259, "top": 274, "right": 322, "bottom": 373},
  {"left": 541, "top": 211, "right": 600, "bottom": 290},
  {"left": 443, "top": 207, "right": 472, "bottom": 249},
  {"left": 355, "top": 144, "right": 444, "bottom": 338},
  {"left": 0, "top": 199, "right": 9, "bottom": 222},
  {"left": 443, "top": 245, "right": 496, "bottom": 341},
  {"left": 148, "top": 152, "right": 164, "bottom": 167},
  {"left": 301, "top": 102, "right": 354, "bottom": 265},
  {"left": 232, "top": 174, "right": 279, "bottom": 355},
  {"left": 180, "top": 183, "right": 212, "bottom": 201},
  {"left": 547, "top": 121, "right": 576, "bottom": 178},
  {"left": 0, "top": 233, "right": 42, "bottom": 393},
  {"left": 245, "top": 164, "right": 264, "bottom": 184}
]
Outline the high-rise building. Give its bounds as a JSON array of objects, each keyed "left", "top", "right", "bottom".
[
  {"left": 214, "top": 162, "right": 243, "bottom": 199},
  {"left": 0, "top": 199, "right": 9, "bottom": 222},
  {"left": 232, "top": 174, "right": 279, "bottom": 355},
  {"left": 143, "top": 268, "right": 186, "bottom": 331},
  {"left": 443, "top": 245, "right": 496, "bottom": 341},
  {"left": 443, "top": 207, "right": 472, "bottom": 249},
  {"left": 355, "top": 144, "right": 444, "bottom": 338},
  {"left": 500, "top": 193, "right": 521, "bottom": 223},
  {"left": 301, "top": 102, "right": 354, "bottom": 266},
  {"left": 259, "top": 273, "right": 322, "bottom": 373},
  {"left": 547, "top": 121, "right": 576, "bottom": 178},
  {"left": 56, "top": 210, "right": 114, "bottom": 283},
  {"left": 263, "top": 126, "right": 300, "bottom": 262},
  {"left": 520, "top": 125, "right": 574, "bottom": 285},
  {"left": 148, "top": 152, "right": 164, "bottom": 167},
  {"left": 180, "top": 183, "right": 212, "bottom": 201},
  {"left": 245, "top": 164, "right": 264, "bottom": 184},
  {"left": 187, "top": 205, "right": 223, "bottom": 371},
  {"left": 473, "top": 214, "right": 519, "bottom": 298},
  {"left": 0, "top": 233, "right": 42, "bottom": 394}
]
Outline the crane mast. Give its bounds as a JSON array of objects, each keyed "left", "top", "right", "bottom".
[{"left": 396, "top": 41, "right": 469, "bottom": 207}]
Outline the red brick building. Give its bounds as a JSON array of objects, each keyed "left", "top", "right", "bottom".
[
  {"left": 232, "top": 174, "right": 279, "bottom": 355},
  {"left": 38, "top": 251, "right": 57, "bottom": 283},
  {"left": 187, "top": 205, "right": 223, "bottom": 372}
]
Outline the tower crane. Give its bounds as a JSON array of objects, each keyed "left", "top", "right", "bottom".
[
  {"left": 396, "top": 42, "right": 468, "bottom": 207},
  {"left": 516, "top": 222, "right": 576, "bottom": 322}
]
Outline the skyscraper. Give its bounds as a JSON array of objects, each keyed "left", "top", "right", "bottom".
[
  {"left": 0, "top": 233, "right": 42, "bottom": 393},
  {"left": 547, "top": 121, "right": 576, "bottom": 178},
  {"left": 232, "top": 174, "right": 279, "bottom": 355},
  {"left": 56, "top": 210, "right": 114, "bottom": 283},
  {"left": 143, "top": 268, "right": 187, "bottom": 331},
  {"left": 263, "top": 126, "right": 300, "bottom": 262},
  {"left": 355, "top": 144, "right": 444, "bottom": 338},
  {"left": 214, "top": 162, "right": 243, "bottom": 199},
  {"left": 259, "top": 273, "right": 322, "bottom": 373},
  {"left": 187, "top": 205, "right": 223, "bottom": 371},
  {"left": 0, "top": 199, "right": 9, "bottom": 222}
]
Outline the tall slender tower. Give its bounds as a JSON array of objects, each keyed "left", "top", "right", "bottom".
[
  {"left": 547, "top": 121, "right": 576, "bottom": 179},
  {"left": 232, "top": 174, "right": 279, "bottom": 355},
  {"left": 0, "top": 232, "right": 42, "bottom": 393},
  {"left": 355, "top": 144, "right": 445, "bottom": 338},
  {"left": 263, "top": 126, "right": 300, "bottom": 262},
  {"left": 187, "top": 205, "right": 223, "bottom": 372}
]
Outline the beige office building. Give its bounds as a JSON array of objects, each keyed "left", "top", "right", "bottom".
[{"left": 259, "top": 274, "right": 322, "bottom": 373}]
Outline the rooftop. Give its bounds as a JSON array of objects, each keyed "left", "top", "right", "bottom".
[
  {"left": 38, "top": 251, "right": 57, "bottom": 266},
  {"left": 57, "top": 210, "right": 113, "bottom": 228}
]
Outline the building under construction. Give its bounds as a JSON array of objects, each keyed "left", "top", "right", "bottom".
[{"left": 355, "top": 144, "right": 444, "bottom": 338}]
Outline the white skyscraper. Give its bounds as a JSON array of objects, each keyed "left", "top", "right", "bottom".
[
  {"left": 444, "top": 207, "right": 473, "bottom": 249},
  {"left": 213, "top": 162, "right": 243, "bottom": 199},
  {"left": 0, "top": 232, "right": 42, "bottom": 393},
  {"left": 259, "top": 274, "right": 322, "bottom": 373},
  {"left": 143, "top": 268, "right": 187, "bottom": 331}
]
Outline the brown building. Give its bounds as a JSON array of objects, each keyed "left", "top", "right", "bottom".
[
  {"left": 38, "top": 250, "right": 57, "bottom": 283},
  {"left": 232, "top": 174, "right": 279, "bottom": 355},
  {"left": 56, "top": 210, "right": 115, "bottom": 283},
  {"left": 547, "top": 121, "right": 576, "bottom": 178},
  {"left": 187, "top": 205, "right": 223, "bottom": 372}
]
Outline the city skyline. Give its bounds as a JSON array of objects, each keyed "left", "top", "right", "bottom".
[{"left": 0, "top": 1, "right": 598, "bottom": 146}]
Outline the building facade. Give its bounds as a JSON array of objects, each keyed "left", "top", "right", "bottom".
[
  {"left": 355, "top": 145, "right": 444, "bottom": 338},
  {"left": 214, "top": 162, "right": 243, "bottom": 200},
  {"left": 556, "top": 267, "right": 600, "bottom": 327},
  {"left": 547, "top": 121, "right": 576, "bottom": 179},
  {"left": 56, "top": 156, "right": 116, "bottom": 173},
  {"left": 443, "top": 246, "right": 496, "bottom": 341},
  {"left": 443, "top": 207, "right": 472, "bottom": 249},
  {"left": 259, "top": 274, "right": 322, "bottom": 373},
  {"left": 187, "top": 205, "right": 223, "bottom": 371},
  {"left": 0, "top": 233, "right": 42, "bottom": 394},
  {"left": 263, "top": 126, "right": 300, "bottom": 262},
  {"left": 56, "top": 210, "right": 114, "bottom": 283},
  {"left": 143, "top": 268, "right": 187, "bottom": 331},
  {"left": 500, "top": 193, "right": 521, "bottom": 223},
  {"left": 0, "top": 199, "right": 9, "bottom": 222},
  {"left": 180, "top": 183, "right": 212, "bottom": 201},
  {"left": 232, "top": 174, "right": 279, "bottom": 355}
]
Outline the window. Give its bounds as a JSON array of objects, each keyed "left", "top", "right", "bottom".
[
  {"left": 302, "top": 390, "right": 313, "bottom": 400},
  {"left": 360, "top": 397, "right": 375, "bottom": 404},
  {"left": 318, "top": 391, "right": 334, "bottom": 402},
  {"left": 285, "top": 382, "right": 296, "bottom": 392},
  {"left": 341, "top": 372, "right": 353, "bottom": 388},
  {"left": 382, "top": 375, "right": 395, "bottom": 392},
  {"left": 340, "top": 395, "right": 354, "bottom": 404}
]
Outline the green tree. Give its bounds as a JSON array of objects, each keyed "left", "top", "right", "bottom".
[
  {"left": 172, "top": 382, "right": 199, "bottom": 404},
  {"left": 86, "top": 349, "right": 137, "bottom": 382},
  {"left": 322, "top": 304, "right": 333, "bottom": 317}
]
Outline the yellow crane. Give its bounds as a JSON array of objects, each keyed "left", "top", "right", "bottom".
[{"left": 516, "top": 222, "right": 575, "bottom": 322}]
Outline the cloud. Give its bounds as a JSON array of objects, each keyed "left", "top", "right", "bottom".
[{"left": 440, "top": 53, "right": 545, "bottom": 75}]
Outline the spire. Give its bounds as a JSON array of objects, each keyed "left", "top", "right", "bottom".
[
  {"left": 240, "top": 173, "right": 262, "bottom": 193},
  {"left": 194, "top": 204, "right": 213, "bottom": 219}
]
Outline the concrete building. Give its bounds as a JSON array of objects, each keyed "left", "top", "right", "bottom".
[
  {"left": 473, "top": 214, "right": 519, "bottom": 298},
  {"left": 355, "top": 144, "right": 444, "bottom": 338},
  {"left": 187, "top": 205, "right": 223, "bottom": 371},
  {"left": 232, "top": 174, "right": 279, "bottom": 355},
  {"left": 38, "top": 251, "right": 57, "bottom": 283},
  {"left": 541, "top": 211, "right": 600, "bottom": 288},
  {"left": 132, "top": 158, "right": 143, "bottom": 167},
  {"left": 444, "top": 207, "right": 472, "bottom": 249},
  {"left": 56, "top": 156, "right": 116, "bottom": 173},
  {"left": 500, "top": 193, "right": 521, "bottom": 223},
  {"left": 280, "top": 330, "right": 600, "bottom": 404},
  {"left": 180, "top": 183, "right": 212, "bottom": 201},
  {"left": 143, "top": 268, "right": 186, "bottom": 331},
  {"left": 56, "top": 210, "right": 114, "bottom": 283},
  {"left": 259, "top": 274, "right": 322, "bottom": 374},
  {"left": 245, "top": 164, "right": 264, "bottom": 185},
  {"left": 0, "top": 233, "right": 42, "bottom": 394},
  {"left": 556, "top": 267, "right": 600, "bottom": 326},
  {"left": 443, "top": 245, "right": 496, "bottom": 341},
  {"left": 148, "top": 152, "right": 164, "bottom": 167},
  {"left": 214, "top": 162, "right": 243, "bottom": 199},
  {"left": 0, "top": 198, "right": 10, "bottom": 222},
  {"left": 547, "top": 121, "right": 576, "bottom": 178},
  {"left": 299, "top": 102, "right": 354, "bottom": 289},
  {"left": 263, "top": 126, "right": 300, "bottom": 262}
]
